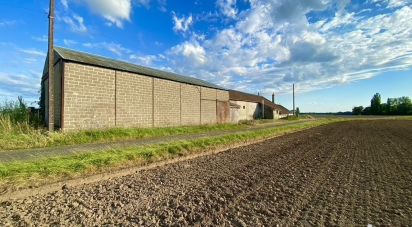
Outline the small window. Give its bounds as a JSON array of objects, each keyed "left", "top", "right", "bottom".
[{"left": 243, "top": 106, "right": 245, "bottom": 109}]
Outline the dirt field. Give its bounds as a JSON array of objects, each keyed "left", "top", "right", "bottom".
[{"left": 1, "top": 120, "right": 411, "bottom": 226}]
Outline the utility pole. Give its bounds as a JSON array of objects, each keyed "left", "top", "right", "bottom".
[
  {"left": 48, "top": 0, "right": 55, "bottom": 131},
  {"left": 293, "top": 83, "right": 295, "bottom": 116}
]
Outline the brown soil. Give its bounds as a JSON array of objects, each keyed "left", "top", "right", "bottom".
[{"left": 1, "top": 120, "right": 411, "bottom": 226}]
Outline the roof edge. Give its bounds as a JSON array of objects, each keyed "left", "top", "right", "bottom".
[{"left": 52, "top": 47, "right": 227, "bottom": 91}]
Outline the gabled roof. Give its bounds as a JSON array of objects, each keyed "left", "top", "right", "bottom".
[
  {"left": 273, "top": 103, "right": 291, "bottom": 114},
  {"left": 43, "top": 47, "right": 226, "bottom": 90},
  {"left": 229, "top": 90, "right": 291, "bottom": 114}
]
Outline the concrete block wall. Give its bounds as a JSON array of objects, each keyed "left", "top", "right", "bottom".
[
  {"left": 200, "top": 87, "right": 217, "bottom": 124},
  {"left": 153, "top": 78, "right": 181, "bottom": 127},
  {"left": 60, "top": 62, "right": 229, "bottom": 131},
  {"left": 230, "top": 100, "right": 260, "bottom": 122},
  {"left": 181, "top": 84, "right": 201, "bottom": 125},
  {"left": 63, "top": 63, "right": 116, "bottom": 130},
  {"left": 116, "top": 71, "right": 153, "bottom": 128},
  {"left": 43, "top": 61, "right": 62, "bottom": 128},
  {"left": 217, "top": 90, "right": 229, "bottom": 101},
  {"left": 54, "top": 61, "right": 62, "bottom": 128}
]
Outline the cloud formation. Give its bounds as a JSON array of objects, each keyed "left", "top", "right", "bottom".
[
  {"left": 172, "top": 13, "right": 193, "bottom": 33},
  {"left": 140, "top": 0, "right": 412, "bottom": 96},
  {"left": 63, "top": 14, "right": 88, "bottom": 33},
  {"left": 217, "top": 0, "right": 238, "bottom": 18},
  {"left": 64, "top": 0, "right": 132, "bottom": 28}
]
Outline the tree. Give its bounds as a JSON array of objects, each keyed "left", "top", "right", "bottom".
[
  {"left": 352, "top": 106, "right": 364, "bottom": 115},
  {"left": 398, "top": 96, "right": 412, "bottom": 115},
  {"left": 296, "top": 107, "right": 300, "bottom": 117},
  {"left": 370, "top": 93, "right": 382, "bottom": 115},
  {"left": 362, "top": 107, "right": 371, "bottom": 115}
]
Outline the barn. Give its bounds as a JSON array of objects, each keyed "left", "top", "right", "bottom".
[
  {"left": 41, "top": 47, "right": 230, "bottom": 131},
  {"left": 229, "top": 90, "right": 290, "bottom": 123}
]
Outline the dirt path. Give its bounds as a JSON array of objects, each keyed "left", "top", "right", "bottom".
[
  {"left": 0, "top": 120, "right": 312, "bottom": 163},
  {"left": 1, "top": 120, "right": 411, "bottom": 226}
]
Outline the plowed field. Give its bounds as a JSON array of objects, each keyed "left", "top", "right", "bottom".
[{"left": 1, "top": 120, "right": 411, "bottom": 226}]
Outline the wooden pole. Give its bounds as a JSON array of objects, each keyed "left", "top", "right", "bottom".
[
  {"left": 293, "top": 84, "right": 295, "bottom": 116},
  {"left": 48, "top": 0, "right": 55, "bottom": 131}
]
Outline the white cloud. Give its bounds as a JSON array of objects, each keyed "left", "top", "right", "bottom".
[
  {"left": 32, "top": 35, "right": 48, "bottom": 42},
  {"left": 157, "top": 0, "right": 167, "bottom": 12},
  {"left": 130, "top": 54, "right": 160, "bottom": 66},
  {"left": 18, "top": 49, "right": 46, "bottom": 57},
  {"left": 170, "top": 41, "right": 206, "bottom": 65},
  {"left": 61, "top": 0, "right": 69, "bottom": 10},
  {"left": 146, "top": 1, "right": 412, "bottom": 97},
  {"left": 172, "top": 13, "right": 193, "bottom": 33},
  {"left": 136, "top": 0, "right": 151, "bottom": 8},
  {"left": 371, "top": 0, "right": 412, "bottom": 8},
  {"left": 217, "top": 0, "right": 238, "bottom": 19},
  {"left": 0, "top": 71, "right": 41, "bottom": 102},
  {"left": 63, "top": 14, "right": 88, "bottom": 33},
  {"left": 68, "top": 0, "right": 132, "bottom": 28},
  {"left": 83, "top": 42, "right": 132, "bottom": 56},
  {"left": 63, "top": 39, "right": 77, "bottom": 46}
]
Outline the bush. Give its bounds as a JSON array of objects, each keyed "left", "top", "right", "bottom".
[{"left": 0, "top": 97, "right": 43, "bottom": 133}]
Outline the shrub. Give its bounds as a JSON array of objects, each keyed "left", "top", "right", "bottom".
[{"left": 0, "top": 97, "right": 43, "bottom": 134}]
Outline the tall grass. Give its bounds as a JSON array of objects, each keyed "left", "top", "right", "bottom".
[{"left": 0, "top": 97, "right": 43, "bottom": 134}]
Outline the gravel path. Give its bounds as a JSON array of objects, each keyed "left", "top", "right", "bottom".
[{"left": 1, "top": 120, "right": 411, "bottom": 226}]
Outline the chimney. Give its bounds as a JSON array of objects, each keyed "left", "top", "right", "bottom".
[{"left": 272, "top": 92, "right": 275, "bottom": 104}]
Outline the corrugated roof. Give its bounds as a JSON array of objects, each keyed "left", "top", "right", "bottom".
[
  {"left": 43, "top": 47, "right": 226, "bottom": 90},
  {"left": 229, "top": 90, "right": 291, "bottom": 114}
]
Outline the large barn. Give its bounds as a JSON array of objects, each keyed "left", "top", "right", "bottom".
[
  {"left": 41, "top": 47, "right": 230, "bottom": 131},
  {"left": 229, "top": 90, "right": 291, "bottom": 123}
]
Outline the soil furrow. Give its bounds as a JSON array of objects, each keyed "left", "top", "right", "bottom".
[{"left": 0, "top": 120, "right": 411, "bottom": 226}]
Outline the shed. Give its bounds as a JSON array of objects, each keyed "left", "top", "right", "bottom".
[{"left": 41, "top": 47, "right": 230, "bottom": 131}]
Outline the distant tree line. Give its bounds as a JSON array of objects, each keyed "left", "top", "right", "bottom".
[{"left": 352, "top": 93, "right": 412, "bottom": 115}]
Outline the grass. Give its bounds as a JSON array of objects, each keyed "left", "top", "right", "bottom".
[
  {"left": 0, "top": 111, "right": 304, "bottom": 151},
  {"left": 0, "top": 119, "right": 255, "bottom": 150},
  {"left": 0, "top": 118, "right": 343, "bottom": 190}
]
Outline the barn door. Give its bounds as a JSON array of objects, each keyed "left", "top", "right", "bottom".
[{"left": 216, "top": 101, "right": 230, "bottom": 124}]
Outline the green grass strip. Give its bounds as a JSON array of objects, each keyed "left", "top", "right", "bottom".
[{"left": 0, "top": 123, "right": 250, "bottom": 150}]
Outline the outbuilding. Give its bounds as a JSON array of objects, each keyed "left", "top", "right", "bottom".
[
  {"left": 41, "top": 47, "right": 230, "bottom": 131},
  {"left": 229, "top": 90, "right": 290, "bottom": 123}
]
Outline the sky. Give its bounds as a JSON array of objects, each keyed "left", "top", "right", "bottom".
[{"left": 0, "top": 0, "right": 411, "bottom": 112}]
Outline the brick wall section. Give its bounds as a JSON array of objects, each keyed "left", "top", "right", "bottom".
[
  {"left": 217, "top": 90, "right": 229, "bottom": 101},
  {"left": 54, "top": 61, "right": 62, "bottom": 128},
  {"left": 43, "top": 61, "right": 62, "bottom": 128},
  {"left": 116, "top": 72, "right": 153, "bottom": 128},
  {"left": 44, "top": 79, "right": 49, "bottom": 125},
  {"left": 181, "top": 84, "right": 201, "bottom": 125},
  {"left": 63, "top": 63, "right": 115, "bottom": 131},
  {"left": 201, "top": 100, "right": 216, "bottom": 124},
  {"left": 59, "top": 61, "right": 230, "bottom": 131},
  {"left": 201, "top": 87, "right": 217, "bottom": 100},
  {"left": 153, "top": 78, "right": 181, "bottom": 127}
]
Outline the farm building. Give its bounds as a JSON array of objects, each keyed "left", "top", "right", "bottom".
[
  {"left": 41, "top": 47, "right": 230, "bottom": 131},
  {"left": 229, "top": 90, "right": 290, "bottom": 123}
]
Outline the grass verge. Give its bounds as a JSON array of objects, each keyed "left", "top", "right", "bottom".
[
  {"left": 0, "top": 118, "right": 342, "bottom": 191},
  {"left": 0, "top": 122, "right": 252, "bottom": 151}
]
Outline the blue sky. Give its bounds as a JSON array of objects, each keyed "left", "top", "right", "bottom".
[{"left": 0, "top": 0, "right": 411, "bottom": 112}]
